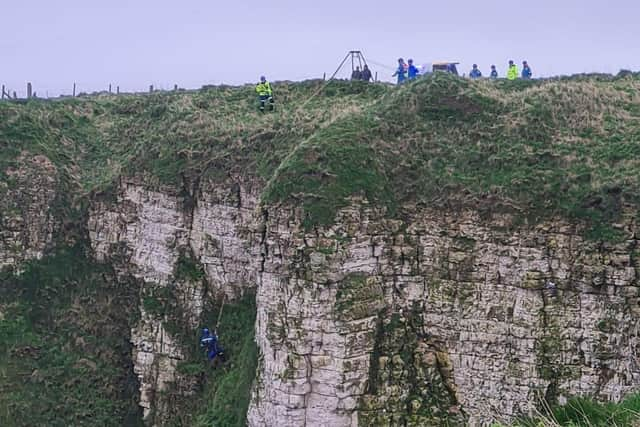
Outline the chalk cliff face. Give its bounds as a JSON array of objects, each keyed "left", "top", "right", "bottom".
[
  {"left": 248, "top": 201, "right": 640, "bottom": 426},
  {"left": 5, "top": 75, "right": 640, "bottom": 426},
  {"left": 6, "top": 173, "right": 640, "bottom": 426},
  {"left": 82, "top": 177, "right": 640, "bottom": 426},
  {"left": 0, "top": 154, "right": 58, "bottom": 269},
  {"left": 86, "top": 179, "right": 260, "bottom": 424}
]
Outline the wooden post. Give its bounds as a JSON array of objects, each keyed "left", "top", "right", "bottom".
[
  {"left": 117, "top": 86, "right": 120, "bottom": 94},
  {"left": 149, "top": 85, "right": 153, "bottom": 93},
  {"left": 174, "top": 84, "right": 178, "bottom": 91},
  {"left": 73, "top": 83, "right": 76, "bottom": 97},
  {"left": 109, "top": 84, "right": 112, "bottom": 93},
  {"left": 323, "top": 72, "right": 326, "bottom": 80},
  {"left": 27, "top": 82, "right": 32, "bottom": 98},
  {"left": 374, "top": 72, "right": 378, "bottom": 82},
  {"left": 13, "top": 91, "right": 17, "bottom": 99},
  {"left": 1, "top": 85, "right": 4, "bottom": 99}
]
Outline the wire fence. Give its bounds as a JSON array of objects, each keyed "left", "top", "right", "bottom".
[
  {"left": 1, "top": 58, "right": 635, "bottom": 103},
  {"left": 0, "top": 81, "right": 190, "bottom": 101},
  {"left": 0, "top": 75, "right": 376, "bottom": 103},
  {"left": 0, "top": 51, "right": 392, "bottom": 102}
]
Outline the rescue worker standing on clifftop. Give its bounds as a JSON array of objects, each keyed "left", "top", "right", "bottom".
[
  {"left": 361, "top": 64, "right": 372, "bottom": 82},
  {"left": 256, "top": 76, "right": 274, "bottom": 112},
  {"left": 507, "top": 60, "right": 519, "bottom": 81},
  {"left": 522, "top": 60, "right": 533, "bottom": 79},
  {"left": 469, "top": 64, "right": 482, "bottom": 79},
  {"left": 392, "top": 58, "right": 407, "bottom": 85},
  {"left": 490, "top": 65, "right": 498, "bottom": 79},
  {"left": 407, "top": 59, "right": 420, "bottom": 80}
]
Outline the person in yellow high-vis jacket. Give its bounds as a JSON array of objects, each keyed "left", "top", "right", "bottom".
[
  {"left": 507, "top": 60, "right": 518, "bottom": 81},
  {"left": 256, "top": 76, "right": 274, "bottom": 112}
]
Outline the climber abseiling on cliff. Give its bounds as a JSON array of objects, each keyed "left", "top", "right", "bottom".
[
  {"left": 200, "top": 327, "right": 225, "bottom": 365},
  {"left": 256, "top": 75, "right": 275, "bottom": 112}
]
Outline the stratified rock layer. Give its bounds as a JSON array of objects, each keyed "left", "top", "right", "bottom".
[
  {"left": 248, "top": 201, "right": 640, "bottom": 426},
  {"left": 6, "top": 167, "right": 639, "bottom": 426},
  {"left": 0, "top": 154, "right": 58, "bottom": 268},
  {"left": 87, "top": 179, "right": 259, "bottom": 424}
]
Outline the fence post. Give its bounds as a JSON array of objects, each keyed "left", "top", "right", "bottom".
[
  {"left": 73, "top": 83, "right": 76, "bottom": 97},
  {"left": 109, "top": 84, "right": 112, "bottom": 93},
  {"left": 149, "top": 85, "right": 153, "bottom": 93},
  {"left": 27, "top": 82, "right": 32, "bottom": 98},
  {"left": 13, "top": 91, "right": 17, "bottom": 99},
  {"left": 117, "top": 86, "right": 120, "bottom": 94},
  {"left": 374, "top": 72, "right": 378, "bottom": 82},
  {"left": 323, "top": 72, "right": 326, "bottom": 80},
  {"left": 1, "top": 85, "right": 4, "bottom": 99},
  {"left": 174, "top": 84, "right": 178, "bottom": 91}
]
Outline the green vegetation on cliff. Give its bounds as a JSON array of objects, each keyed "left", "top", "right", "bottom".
[
  {"left": 2, "top": 74, "right": 640, "bottom": 425},
  {"left": 161, "top": 293, "right": 258, "bottom": 427},
  {"left": 263, "top": 74, "right": 640, "bottom": 234},
  {"left": 496, "top": 392, "right": 640, "bottom": 426},
  {"left": 0, "top": 81, "right": 385, "bottom": 193},
  {"left": 2, "top": 74, "right": 639, "bottom": 235},
  {"left": 193, "top": 294, "right": 258, "bottom": 427},
  {"left": 0, "top": 245, "right": 142, "bottom": 426}
]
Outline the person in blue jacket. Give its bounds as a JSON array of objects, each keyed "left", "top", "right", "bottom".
[
  {"left": 490, "top": 65, "right": 498, "bottom": 79},
  {"left": 469, "top": 64, "right": 482, "bottom": 79},
  {"left": 200, "top": 327, "right": 225, "bottom": 365},
  {"left": 392, "top": 58, "right": 407, "bottom": 85},
  {"left": 407, "top": 59, "right": 420, "bottom": 80},
  {"left": 522, "top": 61, "right": 532, "bottom": 79}
]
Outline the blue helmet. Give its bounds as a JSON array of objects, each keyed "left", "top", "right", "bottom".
[{"left": 202, "top": 327, "right": 210, "bottom": 335}]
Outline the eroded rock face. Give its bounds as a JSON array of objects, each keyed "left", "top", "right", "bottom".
[
  {"left": 7, "top": 159, "right": 639, "bottom": 426},
  {"left": 248, "top": 202, "right": 640, "bottom": 426},
  {"left": 0, "top": 154, "right": 58, "bottom": 269},
  {"left": 87, "top": 179, "right": 259, "bottom": 424},
  {"left": 190, "top": 181, "right": 261, "bottom": 298},
  {"left": 67, "top": 175, "right": 640, "bottom": 426},
  {"left": 89, "top": 182, "right": 190, "bottom": 421}
]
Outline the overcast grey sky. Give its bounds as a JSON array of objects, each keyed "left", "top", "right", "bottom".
[{"left": 2, "top": 0, "right": 639, "bottom": 97}]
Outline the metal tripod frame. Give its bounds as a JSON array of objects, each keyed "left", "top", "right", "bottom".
[{"left": 329, "top": 50, "right": 370, "bottom": 80}]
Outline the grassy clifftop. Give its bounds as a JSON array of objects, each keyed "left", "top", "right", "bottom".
[
  {"left": 2, "top": 74, "right": 640, "bottom": 232},
  {"left": 263, "top": 74, "right": 640, "bottom": 231},
  {"left": 0, "top": 80, "right": 386, "bottom": 192}
]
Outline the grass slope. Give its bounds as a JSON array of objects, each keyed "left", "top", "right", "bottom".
[
  {"left": 2, "top": 74, "right": 639, "bottom": 234},
  {"left": 0, "top": 80, "right": 386, "bottom": 192},
  {"left": 494, "top": 392, "right": 640, "bottom": 426},
  {"left": 264, "top": 74, "right": 640, "bottom": 232}
]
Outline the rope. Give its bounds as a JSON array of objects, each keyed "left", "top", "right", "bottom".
[
  {"left": 297, "top": 76, "right": 338, "bottom": 110},
  {"left": 249, "top": 52, "right": 392, "bottom": 165},
  {"left": 366, "top": 58, "right": 397, "bottom": 72},
  {"left": 295, "top": 51, "right": 354, "bottom": 111},
  {"left": 285, "top": 51, "right": 396, "bottom": 113},
  {"left": 214, "top": 294, "right": 226, "bottom": 335},
  {"left": 274, "top": 53, "right": 399, "bottom": 115}
]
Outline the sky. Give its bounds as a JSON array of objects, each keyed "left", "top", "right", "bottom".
[{"left": 2, "top": 0, "right": 639, "bottom": 97}]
